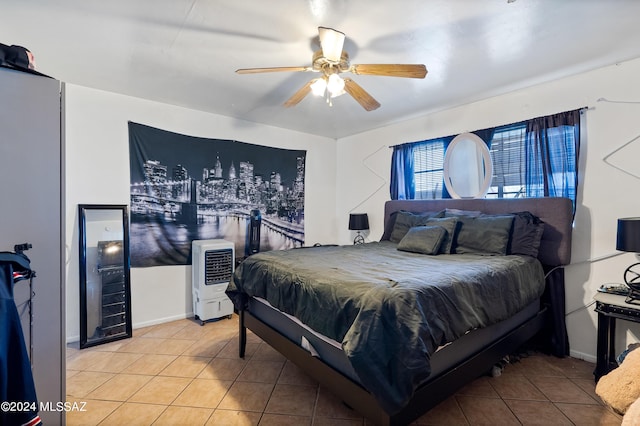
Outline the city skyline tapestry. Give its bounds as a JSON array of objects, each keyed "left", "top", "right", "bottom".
[{"left": 128, "top": 122, "right": 306, "bottom": 267}]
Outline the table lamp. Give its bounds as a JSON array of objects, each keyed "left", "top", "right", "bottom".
[
  {"left": 349, "top": 213, "right": 369, "bottom": 245},
  {"left": 616, "top": 217, "right": 640, "bottom": 304}
]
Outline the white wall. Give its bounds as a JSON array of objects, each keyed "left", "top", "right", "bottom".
[
  {"left": 65, "top": 85, "right": 337, "bottom": 341},
  {"left": 337, "top": 57, "right": 640, "bottom": 362}
]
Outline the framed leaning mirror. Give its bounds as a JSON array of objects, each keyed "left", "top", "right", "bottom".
[
  {"left": 443, "top": 132, "right": 493, "bottom": 199},
  {"left": 78, "top": 204, "right": 132, "bottom": 349}
]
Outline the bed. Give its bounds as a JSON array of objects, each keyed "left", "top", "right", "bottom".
[{"left": 228, "top": 197, "right": 573, "bottom": 425}]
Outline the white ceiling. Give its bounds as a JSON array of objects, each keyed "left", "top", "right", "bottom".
[{"left": 3, "top": 0, "right": 640, "bottom": 139}]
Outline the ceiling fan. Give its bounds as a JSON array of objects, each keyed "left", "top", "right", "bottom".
[{"left": 235, "top": 27, "right": 428, "bottom": 111}]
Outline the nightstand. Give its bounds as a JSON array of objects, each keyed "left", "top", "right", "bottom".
[{"left": 593, "top": 291, "right": 640, "bottom": 382}]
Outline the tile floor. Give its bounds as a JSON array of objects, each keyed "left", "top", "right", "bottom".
[{"left": 66, "top": 315, "right": 622, "bottom": 425}]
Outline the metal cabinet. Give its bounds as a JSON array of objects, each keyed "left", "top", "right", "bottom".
[{"left": 0, "top": 66, "right": 65, "bottom": 425}]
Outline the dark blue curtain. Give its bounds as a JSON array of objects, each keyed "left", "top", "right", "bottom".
[
  {"left": 390, "top": 144, "right": 415, "bottom": 200},
  {"left": 524, "top": 109, "right": 581, "bottom": 211},
  {"left": 473, "top": 129, "right": 495, "bottom": 149}
]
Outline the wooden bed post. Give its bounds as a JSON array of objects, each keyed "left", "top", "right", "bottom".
[{"left": 238, "top": 309, "right": 247, "bottom": 358}]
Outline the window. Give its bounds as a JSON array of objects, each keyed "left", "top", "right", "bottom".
[
  {"left": 413, "top": 124, "right": 533, "bottom": 199},
  {"left": 395, "top": 109, "right": 581, "bottom": 207},
  {"left": 487, "top": 124, "right": 526, "bottom": 198},
  {"left": 413, "top": 139, "right": 445, "bottom": 199}
]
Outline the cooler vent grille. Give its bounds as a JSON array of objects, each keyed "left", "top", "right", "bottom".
[{"left": 204, "top": 249, "right": 233, "bottom": 285}]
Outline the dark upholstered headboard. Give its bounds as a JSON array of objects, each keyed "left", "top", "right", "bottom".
[{"left": 383, "top": 197, "right": 573, "bottom": 267}]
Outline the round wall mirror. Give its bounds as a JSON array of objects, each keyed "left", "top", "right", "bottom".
[{"left": 443, "top": 132, "right": 493, "bottom": 199}]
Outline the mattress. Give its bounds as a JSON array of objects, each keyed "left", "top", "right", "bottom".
[{"left": 248, "top": 296, "right": 540, "bottom": 385}]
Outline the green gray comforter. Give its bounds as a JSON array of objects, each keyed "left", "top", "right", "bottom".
[{"left": 229, "top": 241, "right": 545, "bottom": 414}]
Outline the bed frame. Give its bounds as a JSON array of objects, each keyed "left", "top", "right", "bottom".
[{"left": 237, "top": 197, "right": 573, "bottom": 426}]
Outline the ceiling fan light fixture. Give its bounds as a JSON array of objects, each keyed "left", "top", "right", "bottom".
[
  {"left": 327, "top": 73, "right": 345, "bottom": 97},
  {"left": 318, "top": 27, "right": 345, "bottom": 62},
  {"left": 310, "top": 74, "right": 345, "bottom": 99},
  {"left": 330, "top": 88, "right": 346, "bottom": 98},
  {"left": 310, "top": 78, "right": 327, "bottom": 96}
]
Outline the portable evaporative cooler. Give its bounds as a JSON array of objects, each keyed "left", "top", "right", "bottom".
[{"left": 192, "top": 239, "right": 235, "bottom": 324}]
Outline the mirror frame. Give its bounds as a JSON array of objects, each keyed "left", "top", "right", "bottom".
[
  {"left": 78, "top": 204, "right": 132, "bottom": 349},
  {"left": 443, "top": 132, "right": 493, "bottom": 199}
]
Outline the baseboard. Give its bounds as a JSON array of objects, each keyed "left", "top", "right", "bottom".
[
  {"left": 570, "top": 349, "right": 597, "bottom": 364},
  {"left": 133, "top": 312, "right": 193, "bottom": 330},
  {"left": 66, "top": 312, "right": 195, "bottom": 344}
]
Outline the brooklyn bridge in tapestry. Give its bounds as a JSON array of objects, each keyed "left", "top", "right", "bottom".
[{"left": 128, "top": 122, "right": 306, "bottom": 267}]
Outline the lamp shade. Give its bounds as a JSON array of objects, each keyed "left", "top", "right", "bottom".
[
  {"left": 348, "top": 213, "right": 369, "bottom": 231},
  {"left": 617, "top": 217, "right": 640, "bottom": 252},
  {"left": 318, "top": 27, "right": 345, "bottom": 62}
]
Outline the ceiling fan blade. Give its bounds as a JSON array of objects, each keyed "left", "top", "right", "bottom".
[
  {"left": 350, "top": 64, "right": 427, "bottom": 78},
  {"left": 318, "top": 27, "right": 345, "bottom": 62},
  {"left": 283, "top": 80, "right": 314, "bottom": 107},
  {"left": 236, "top": 66, "right": 313, "bottom": 74},
  {"left": 343, "top": 78, "right": 381, "bottom": 111}
]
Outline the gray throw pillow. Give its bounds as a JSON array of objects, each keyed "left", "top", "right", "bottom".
[
  {"left": 397, "top": 225, "right": 447, "bottom": 255},
  {"left": 423, "top": 217, "right": 460, "bottom": 254},
  {"left": 454, "top": 214, "right": 515, "bottom": 255},
  {"left": 388, "top": 210, "right": 444, "bottom": 243},
  {"left": 508, "top": 211, "right": 545, "bottom": 257},
  {"left": 444, "top": 208, "right": 482, "bottom": 217}
]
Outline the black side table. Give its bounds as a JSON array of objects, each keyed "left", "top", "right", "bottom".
[{"left": 593, "top": 292, "right": 640, "bottom": 382}]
